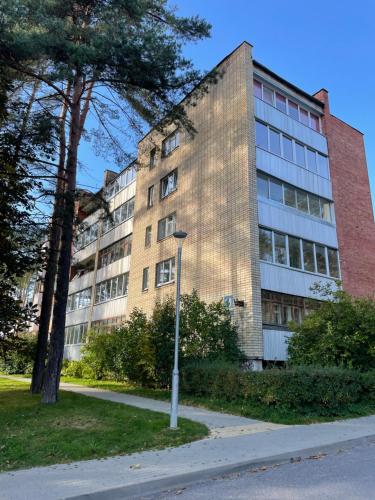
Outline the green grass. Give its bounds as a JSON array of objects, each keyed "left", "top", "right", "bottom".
[
  {"left": 61, "top": 376, "right": 375, "bottom": 425},
  {"left": 0, "top": 378, "right": 208, "bottom": 472}
]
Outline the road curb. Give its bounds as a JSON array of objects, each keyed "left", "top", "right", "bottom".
[{"left": 68, "top": 435, "right": 375, "bottom": 500}]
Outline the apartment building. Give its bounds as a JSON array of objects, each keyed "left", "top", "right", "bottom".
[{"left": 64, "top": 42, "right": 375, "bottom": 366}]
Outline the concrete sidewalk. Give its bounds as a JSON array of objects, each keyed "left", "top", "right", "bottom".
[{"left": 1, "top": 377, "right": 375, "bottom": 500}]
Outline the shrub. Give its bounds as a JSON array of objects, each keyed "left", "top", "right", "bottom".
[
  {"left": 81, "top": 330, "right": 117, "bottom": 380},
  {"left": 0, "top": 333, "right": 37, "bottom": 374},
  {"left": 288, "top": 284, "right": 375, "bottom": 371},
  {"left": 61, "top": 359, "right": 95, "bottom": 379},
  {"left": 181, "top": 361, "right": 375, "bottom": 416}
]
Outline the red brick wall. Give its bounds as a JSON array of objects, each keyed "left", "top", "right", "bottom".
[{"left": 314, "top": 89, "right": 375, "bottom": 297}]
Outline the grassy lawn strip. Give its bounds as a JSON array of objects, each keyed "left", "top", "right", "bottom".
[
  {"left": 0, "top": 378, "right": 208, "bottom": 472},
  {"left": 61, "top": 376, "right": 375, "bottom": 425}
]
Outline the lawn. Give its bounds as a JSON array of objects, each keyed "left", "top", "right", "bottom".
[
  {"left": 0, "top": 378, "right": 208, "bottom": 472},
  {"left": 61, "top": 376, "right": 375, "bottom": 425}
]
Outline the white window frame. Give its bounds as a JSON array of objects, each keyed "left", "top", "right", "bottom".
[{"left": 156, "top": 257, "right": 175, "bottom": 287}]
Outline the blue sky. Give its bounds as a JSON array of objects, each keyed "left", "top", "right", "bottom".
[{"left": 77, "top": 0, "right": 375, "bottom": 207}]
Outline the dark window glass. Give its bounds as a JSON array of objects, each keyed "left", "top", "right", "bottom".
[
  {"left": 288, "top": 100, "right": 299, "bottom": 120},
  {"left": 145, "top": 225, "right": 152, "bottom": 248},
  {"left": 282, "top": 136, "right": 293, "bottom": 161},
  {"left": 295, "top": 142, "right": 305, "bottom": 167},
  {"left": 321, "top": 199, "right": 332, "bottom": 222},
  {"left": 309, "top": 194, "right": 321, "bottom": 218},
  {"left": 300, "top": 108, "right": 309, "bottom": 126},
  {"left": 259, "top": 228, "right": 273, "bottom": 262},
  {"left": 254, "top": 79, "right": 262, "bottom": 98},
  {"left": 147, "top": 185, "right": 154, "bottom": 208},
  {"left": 257, "top": 173, "right": 269, "bottom": 198},
  {"left": 150, "top": 148, "right": 156, "bottom": 169},
  {"left": 297, "top": 190, "right": 309, "bottom": 213},
  {"left": 274, "top": 232, "right": 287, "bottom": 265},
  {"left": 160, "top": 170, "right": 177, "bottom": 199},
  {"left": 269, "top": 178, "right": 283, "bottom": 203},
  {"left": 284, "top": 185, "right": 296, "bottom": 208},
  {"left": 289, "top": 236, "right": 302, "bottom": 269},
  {"left": 303, "top": 240, "right": 315, "bottom": 272},
  {"left": 142, "top": 268, "right": 149, "bottom": 291},
  {"left": 318, "top": 154, "right": 329, "bottom": 178},
  {"left": 310, "top": 114, "right": 320, "bottom": 132},
  {"left": 307, "top": 149, "right": 317, "bottom": 172},
  {"left": 256, "top": 121, "right": 268, "bottom": 149},
  {"left": 263, "top": 86, "right": 274, "bottom": 105},
  {"left": 328, "top": 248, "right": 340, "bottom": 278},
  {"left": 269, "top": 129, "right": 281, "bottom": 155},
  {"left": 276, "top": 93, "right": 287, "bottom": 113},
  {"left": 315, "top": 244, "right": 327, "bottom": 274}
]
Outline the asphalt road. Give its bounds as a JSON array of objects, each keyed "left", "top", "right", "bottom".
[{"left": 145, "top": 437, "right": 375, "bottom": 500}]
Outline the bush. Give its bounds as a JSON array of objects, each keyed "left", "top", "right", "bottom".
[
  {"left": 181, "top": 361, "right": 375, "bottom": 415},
  {"left": 0, "top": 333, "right": 37, "bottom": 374},
  {"left": 288, "top": 284, "right": 375, "bottom": 371},
  {"left": 80, "top": 291, "right": 244, "bottom": 388},
  {"left": 61, "top": 359, "right": 95, "bottom": 379}
]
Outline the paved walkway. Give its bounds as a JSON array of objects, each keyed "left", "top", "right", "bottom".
[{"left": 1, "top": 376, "right": 375, "bottom": 500}]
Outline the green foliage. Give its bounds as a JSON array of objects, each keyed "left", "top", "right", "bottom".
[
  {"left": 61, "top": 360, "right": 95, "bottom": 380},
  {"left": 181, "top": 361, "right": 375, "bottom": 416},
  {"left": 80, "top": 291, "right": 243, "bottom": 388},
  {"left": 288, "top": 284, "right": 375, "bottom": 370},
  {"left": 0, "top": 334, "right": 37, "bottom": 374}
]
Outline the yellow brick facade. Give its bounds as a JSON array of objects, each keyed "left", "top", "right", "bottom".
[{"left": 127, "top": 42, "right": 263, "bottom": 359}]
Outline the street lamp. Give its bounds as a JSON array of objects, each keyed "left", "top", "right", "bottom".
[{"left": 170, "top": 230, "right": 188, "bottom": 429}]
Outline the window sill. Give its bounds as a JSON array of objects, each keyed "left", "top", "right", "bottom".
[
  {"left": 156, "top": 280, "right": 175, "bottom": 289},
  {"left": 259, "top": 259, "right": 340, "bottom": 280},
  {"left": 160, "top": 188, "right": 177, "bottom": 202},
  {"left": 157, "top": 233, "right": 174, "bottom": 243},
  {"left": 161, "top": 145, "right": 179, "bottom": 159},
  {"left": 94, "top": 293, "right": 128, "bottom": 306}
]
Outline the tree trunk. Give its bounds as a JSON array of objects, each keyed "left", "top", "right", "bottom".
[
  {"left": 41, "top": 78, "right": 82, "bottom": 404},
  {"left": 31, "top": 86, "right": 70, "bottom": 394}
]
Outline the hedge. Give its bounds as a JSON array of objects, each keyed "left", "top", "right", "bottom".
[{"left": 181, "top": 362, "right": 375, "bottom": 415}]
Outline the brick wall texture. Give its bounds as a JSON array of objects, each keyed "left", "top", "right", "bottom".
[
  {"left": 315, "top": 89, "right": 375, "bottom": 297},
  {"left": 127, "top": 43, "right": 264, "bottom": 358}
]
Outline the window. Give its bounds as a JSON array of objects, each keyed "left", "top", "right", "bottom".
[
  {"left": 259, "top": 228, "right": 273, "bottom": 262},
  {"left": 98, "top": 235, "right": 132, "bottom": 269},
  {"left": 91, "top": 316, "right": 126, "bottom": 332},
  {"left": 94, "top": 273, "right": 129, "bottom": 304},
  {"left": 318, "top": 154, "right": 329, "bottom": 178},
  {"left": 303, "top": 240, "right": 315, "bottom": 272},
  {"left": 162, "top": 130, "right": 179, "bottom": 156},
  {"left": 274, "top": 232, "right": 287, "bottom": 265},
  {"left": 328, "top": 248, "right": 340, "bottom": 278},
  {"left": 310, "top": 114, "right": 320, "bottom": 132},
  {"left": 269, "top": 129, "right": 281, "bottom": 155},
  {"left": 142, "top": 267, "right": 149, "bottom": 291},
  {"left": 315, "top": 244, "right": 327, "bottom": 274},
  {"left": 253, "top": 79, "right": 262, "bottom": 98},
  {"left": 150, "top": 148, "right": 156, "bottom": 169},
  {"left": 74, "top": 222, "right": 98, "bottom": 252},
  {"left": 309, "top": 194, "right": 321, "bottom": 218},
  {"left": 65, "top": 323, "right": 88, "bottom": 345},
  {"left": 261, "top": 290, "right": 312, "bottom": 327},
  {"left": 282, "top": 136, "right": 293, "bottom": 161},
  {"left": 145, "top": 225, "right": 152, "bottom": 248},
  {"left": 160, "top": 169, "right": 177, "bottom": 199},
  {"left": 147, "top": 185, "right": 154, "bottom": 208},
  {"left": 300, "top": 108, "right": 309, "bottom": 126},
  {"left": 321, "top": 199, "right": 331, "bottom": 222},
  {"left": 288, "top": 236, "right": 302, "bottom": 269},
  {"left": 288, "top": 100, "right": 299, "bottom": 120},
  {"left": 276, "top": 93, "right": 287, "bottom": 113},
  {"left": 284, "top": 185, "right": 296, "bottom": 208},
  {"left": 263, "top": 86, "right": 274, "bottom": 105},
  {"left": 269, "top": 178, "right": 283, "bottom": 203},
  {"left": 255, "top": 121, "right": 268, "bottom": 149},
  {"left": 67, "top": 288, "right": 92, "bottom": 312},
  {"left": 257, "top": 172, "right": 269, "bottom": 198},
  {"left": 156, "top": 257, "right": 175, "bottom": 286},
  {"left": 295, "top": 142, "right": 305, "bottom": 167},
  {"left": 103, "top": 197, "right": 135, "bottom": 233},
  {"left": 307, "top": 149, "right": 317, "bottom": 172},
  {"left": 297, "top": 190, "right": 309, "bottom": 213},
  {"left": 104, "top": 164, "right": 136, "bottom": 200},
  {"left": 158, "top": 213, "right": 176, "bottom": 241}
]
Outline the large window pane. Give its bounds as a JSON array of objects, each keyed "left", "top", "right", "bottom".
[
  {"left": 295, "top": 142, "right": 306, "bottom": 167},
  {"left": 269, "top": 129, "right": 281, "bottom": 155},
  {"left": 255, "top": 121, "right": 268, "bottom": 149},
  {"left": 309, "top": 194, "right": 321, "bottom": 218},
  {"left": 296, "top": 190, "right": 309, "bottom": 213},
  {"left": 288, "top": 100, "right": 299, "bottom": 120},
  {"left": 318, "top": 154, "right": 329, "bottom": 178},
  {"left": 257, "top": 173, "right": 269, "bottom": 198},
  {"left": 315, "top": 244, "right": 327, "bottom": 274},
  {"left": 263, "top": 86, "right": 274, "bottom": 105},
  {"left": 300, "top": 108, "right": 309, "bottom": 126},
  {"left": 276, "top": 93, "right": 287, "bottom": 113},
  {"left": 284, "top": 185, "right": 296, "bottom": 208},
  {"left": 269, "top": 178, "right": 283, "bottom": 203},
  {"left": 282, "top": 136, "right": 293, "bottom": 161},
  {"left": 321, "top": 200, "right": 332, "bottom": 222},
  {"left": 259, "top": 228, "right": 273, "bottom": 262},
  {"left": 328, "top": 248, "right": 340, "bottom": 278},
  {"left": 307, "top": 149, "right": 317, "bottom": 172},
  {"left": 274, "top": 232, "right": 287, "bottom": 265},
  {"left": 303, "top": 240, "right": 315, "bottom": 272},
  {"left": 253, "top": 79, "right": 262, "bottom": 98},
  {"left": 289, "top": 236, "right": 302, "bottom": 269},
  {"left": 310, "top": 114, "right": 320, "bottom": 132}
]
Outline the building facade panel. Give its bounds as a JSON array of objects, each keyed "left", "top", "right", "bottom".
[
  {"left": 91, "top": 296, "right": 128, "bottom": 322},
  {"left": 263, "top": 329, "right": 292, "bottom": 361},
  {"left": 65, "top": 307, "right": 90, "bottom": 327},
  {"left": 68, "top": 271, "right": 95, "bottom": 295},
  {"left": 95, "top": 255, "right": 131, "bottom": 284}
]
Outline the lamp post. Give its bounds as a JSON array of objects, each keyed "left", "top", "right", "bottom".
[{"left": 170, "top": 230, "right": 187, "bottom": 429}]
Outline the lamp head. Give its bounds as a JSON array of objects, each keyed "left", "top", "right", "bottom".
[{"left": 173, "top": 230, "right": 188, "bottom": 240}]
